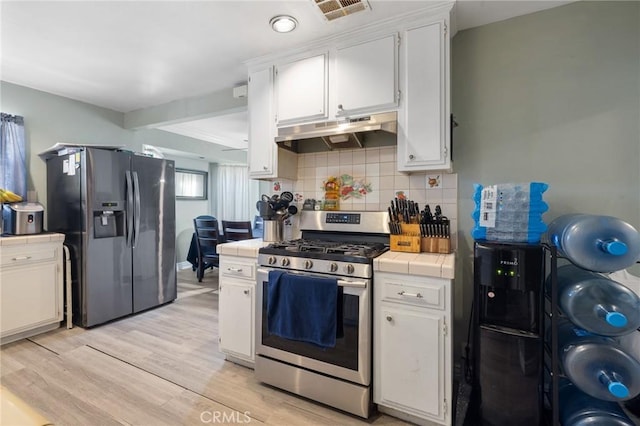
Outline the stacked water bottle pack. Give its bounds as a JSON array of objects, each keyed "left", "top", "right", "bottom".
[
  {"left": 472, "top": 182, "right": 549, "bottom": 243},
  {"left": 546, "top": 214, "right": 640, "bottom": 425}
]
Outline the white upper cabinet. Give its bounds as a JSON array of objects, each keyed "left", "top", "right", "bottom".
[
  {"left": 275, "top": 53, "right": 328, "bottom": 125},
  {"left": 334, "top": 34, "right": 399, "bottom": 117},
  {"left": 246, "top": 3, "right": 453, "bottom": 175},
  {"left": 248, "top": 67, "right": 298, "bottom": 180},
  {"left": 248, "top": 67, "right": 275, "bottom": 177},
  {"left": 397, "top": 19, "right": 451, "bottom": 172}
]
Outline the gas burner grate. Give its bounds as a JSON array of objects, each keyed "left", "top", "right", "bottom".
[{"left": 263, "top": 239, "right": 388, "bottom": 259}]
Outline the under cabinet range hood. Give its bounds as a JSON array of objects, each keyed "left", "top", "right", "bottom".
[{"left": 275, "top": 111, "right": 397, "bottom": 153}]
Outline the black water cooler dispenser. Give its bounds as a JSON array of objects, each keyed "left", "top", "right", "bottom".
[{"left": 473, "top": 242, "right": 545, "bottom": 425}]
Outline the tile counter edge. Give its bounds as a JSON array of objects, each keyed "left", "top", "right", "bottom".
[
  {"left": 217, "top": 238, "right": 269, "bottom": 257},
  {"left": 374, "top": 251, "right": 455, "bottom": 279}
]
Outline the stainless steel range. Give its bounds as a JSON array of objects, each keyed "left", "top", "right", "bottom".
[{"left": 255, "top": 211, "right": 389, "bottom": 418}]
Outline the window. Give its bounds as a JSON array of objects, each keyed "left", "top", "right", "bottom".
[{"left": 175, "top": 168, "right": 208, "bottom": 200}]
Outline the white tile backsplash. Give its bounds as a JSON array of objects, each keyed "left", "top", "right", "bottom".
[
  {"left": 365, "top": 163, "right": 380, "bottom": 177},
  {"left": 394, "top": 174, "right": 410, "bottom": 189},
  {"left": 352, "top": 150, "right": 367, "bottom": 165},
  {"left": 294, "top": 148, "right": 458, "bottom": 242},
  {"left": 315, "top": 152, "right": 328, "bottom": 167},
  {"left": 379, "top": 147, "right": 394, "bottom": 162},
  {"left": 339, "top": 150, "right": 353, "bottom": 165},
  {"left": 410, "top": 174, "right": 425, "bottom": 189},
  {"left": 327, "top": 151, "right": 340, "bottom": 165},
  {"left": 380, "top": 161, "right": 395, "bottom": 176},
  {"left": 366, "top": 147, "right": 380, "bottom": 163},
  {"left": 352, "top": 164, "right": 366, "bottom": 177},
  {"left": 442, "top": 173, "right": 457, "bottom": 189},
  {"left": 280, "top": 147, "right": 458, "bottom": 251}
]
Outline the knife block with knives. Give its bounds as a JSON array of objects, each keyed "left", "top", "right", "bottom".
[{"left": 388, "top": 199, "right": 451, "bottom": 254}]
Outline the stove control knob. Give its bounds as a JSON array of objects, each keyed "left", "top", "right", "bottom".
[
  {"left": 345, "top": 264, "right": 355, "bottom": 274},
  {"left": 281, "top": 258, "right": 290, "bottom": 267},
  {"left": 268, "top": 256, "right": 277, "bottom": 265},
  {"left": 304, "top": 260, "right": 314, "bottom": 269},
  {"left": 329, "top": 262, "right": 338, "bottom": 272}
]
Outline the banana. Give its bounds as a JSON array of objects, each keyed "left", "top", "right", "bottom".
[{"left": 0, "top": 188, "right": 23, "bottom": 203}]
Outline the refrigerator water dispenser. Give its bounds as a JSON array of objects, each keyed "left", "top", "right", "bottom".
[{"left": 93, "top": 210, "right": 124, "bottom": 238}]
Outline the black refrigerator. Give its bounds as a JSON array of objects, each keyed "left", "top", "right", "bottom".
[
  {"left": 472, "top": 242, "right": 545, "bottom": 425},
  {"left": 47, "top": 147, "right": 176, "bottom": 327}
]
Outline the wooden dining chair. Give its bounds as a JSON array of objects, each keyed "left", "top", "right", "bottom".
[
  {"left": 221, "top": 220, "right": 254, "bottom": 242},
  {"left": 193, "top": 216, "right": 221, "bottom": 282}
]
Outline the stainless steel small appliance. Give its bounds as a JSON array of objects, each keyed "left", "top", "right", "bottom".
[
  {"left": 255, "top": 210, "right": 389, "bottom": 418},
  {"left": 2, "top": 202, "right": 44, "bottom": 235}
]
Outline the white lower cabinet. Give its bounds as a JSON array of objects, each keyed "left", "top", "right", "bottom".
[
  {"left": 218, "top": 255, "right": 256, "bottom": 367},
  {"left": 1, "top": 235, "right": 64, "bottom": 344},
  {"left": 374, "top": 271, "right": 452, "bottom": 425}
]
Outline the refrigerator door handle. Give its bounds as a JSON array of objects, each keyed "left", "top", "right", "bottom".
[
  {"left": 133, "top": 171, "right": 141, "bottom": 248},
  {"left": 125, "top": 170, "right": 134, "bottom": 247}
]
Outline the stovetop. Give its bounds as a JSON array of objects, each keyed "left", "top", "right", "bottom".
[{"left": 259, "top": 239, "right": 389, "bottom": 264}]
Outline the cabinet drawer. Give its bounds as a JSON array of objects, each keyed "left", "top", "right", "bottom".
[
  {"left": 382, "top": 280, "right": 445, "bottom": 309},
  {"left": 220, "top": 261, "right": 255, "bottom": 281},
  {"left": 1, "top": 245, "right": 57, "bottom": 268}
]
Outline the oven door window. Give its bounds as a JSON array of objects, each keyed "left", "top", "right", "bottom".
[{"left": 261, "top": 281, "right": 360, "bottom": 371}]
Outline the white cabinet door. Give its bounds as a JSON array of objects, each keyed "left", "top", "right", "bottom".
[
  {"left": 276, "top": 53, "right": 327, "bottom": 124},
  {"left": 1, "top": 262, "right": 60, "bottom": 337},
  {"left": 398, "top": 20, "right": 451, "bottom": 172},
  {"left": 248, "top": 67, "right": 276, "bottom": 178},
  {"left": 219, "top": 280, "right": 254, "bottom": 361},
  {"left": 248, "top": 67, "right": 299, "bottom": 180},
  {"left": 378, "top": 305, "right": 446, "bottom": 421},
  {"left": 334, "top": 34, "right": 398, "bottom": 117}
]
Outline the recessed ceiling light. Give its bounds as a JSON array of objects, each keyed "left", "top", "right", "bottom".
[{"left": 270, "top": 15, "right": 298, "bottom": 33}]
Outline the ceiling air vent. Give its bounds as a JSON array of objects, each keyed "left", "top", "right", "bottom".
[{"left": 313, "top": 0, "right": 371, "bottom": 22}]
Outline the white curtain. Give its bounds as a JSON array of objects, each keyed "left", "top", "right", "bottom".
[{"left": 215, "top": 165, "right": 259, "bottom": 221}]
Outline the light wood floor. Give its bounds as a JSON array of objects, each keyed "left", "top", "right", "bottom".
[{"left": 0, "top": 268, "right": 409, "bottom": 426}]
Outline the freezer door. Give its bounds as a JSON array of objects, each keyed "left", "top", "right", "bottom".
[
  {"left": 84, "top": 148, "right": 133, "bottom": 327},
  {"left": 131, "top": 155, "right": 176, "bottom": 312}
]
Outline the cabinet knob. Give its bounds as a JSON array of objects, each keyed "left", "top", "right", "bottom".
[
  {"left": 409, "top": 154, "right": 415, "bottom": 160},
  {"left": 263, "top": 165, "right": 268, "bottom": 171},
  {"left": 386, "top": 315, "right": 393, "bottom": 322},
  {"left": 337, "top": 104, "right": 343, "bottom": 111},
  {"left": 244, "top": 289, "right": 250, "bottom": 295}
]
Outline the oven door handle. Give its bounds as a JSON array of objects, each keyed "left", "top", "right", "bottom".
[
  {"left": 337, "top": 279, "right": 367, "bottom": 288},
  {"left": 258, "top": 268, "right": 367, "bottom": 289}
]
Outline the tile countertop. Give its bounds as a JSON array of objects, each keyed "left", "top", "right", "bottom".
[
  {"left": 374, "top": 251, "right": 455, "bottom": 279},
  {"left": 0, "top": 232, "right": 65, "bottom": 245},
  {"left": 217, "top": 238, "right": 269, "bottom": 258}
]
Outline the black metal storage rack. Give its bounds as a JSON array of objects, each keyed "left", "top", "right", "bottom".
[
  {"left": 542, "top": 243, "right": 560, "bottom": 426},
  {"left": 542, "top": 244, "right": 640, "bottom": 425}
]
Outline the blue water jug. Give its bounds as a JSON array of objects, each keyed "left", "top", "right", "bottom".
[
  {"left": 554, "top": 264, "right": 640, "bottom": 336},
  {"left": 555, "top": 319, "right": 640, "bottom": 401},
  {"left": 559, "top": 379, "right": 636, "bottom": 426},
  {"left": 547, "top": 214, "right": 640, "bottom": 272}
]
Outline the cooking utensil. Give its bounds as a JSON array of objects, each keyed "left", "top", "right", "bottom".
[
  {"left": 280, "top": 191, "right": 294, "bottom": 203},
  {"left": 257, "top": 200, "right": 273, "bottom": 219}
]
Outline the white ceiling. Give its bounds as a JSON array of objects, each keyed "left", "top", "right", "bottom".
[{"left": 1, "top": 0, "right": 573, "bottom": 159}]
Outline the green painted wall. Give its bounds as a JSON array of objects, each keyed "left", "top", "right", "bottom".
[{"left": 452, "top": 0, "right": 640, "bottom": 357}]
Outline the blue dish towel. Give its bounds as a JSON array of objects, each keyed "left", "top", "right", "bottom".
[{"left": 267, "top": 270, "right": 338, "bottom": 348}]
